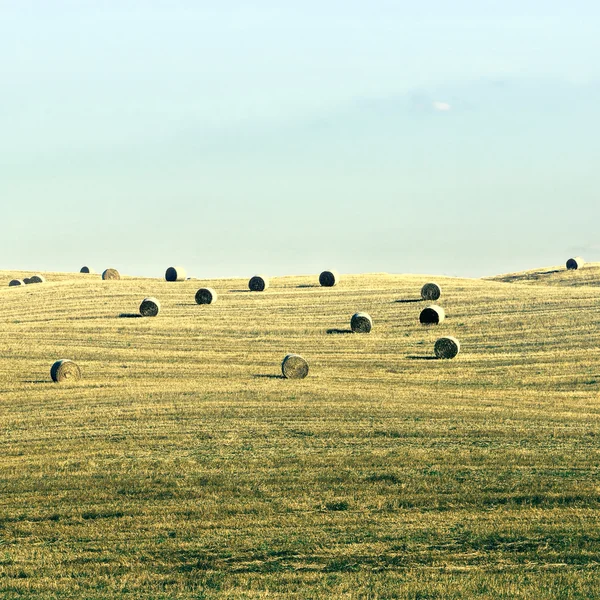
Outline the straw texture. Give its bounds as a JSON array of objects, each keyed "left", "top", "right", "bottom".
[
  {"left": 50, "top": 359, "right": 82, "bottom": 382},
  {"left": 249, "top": 275, "right": 269, "bottom": 292},
  {"left": 319, "top": 270, "right": 339, "bottom": 287},
  {"left": 566, "top": 257, "right": 585, "bottom": 270},
  {"left": 139, "top": 297, "right": 161, "bottom": 317},
  {"left": 351, "top": 312, "right": 373, "bottom": 333},
  {"left": 102, "top": 269, "right": 120, "bottom": 280},
  {"left": 420, "top": 305, "right": 445, "bottom": 325},
  {"left": 165, "top": 266, "right": 187, "bottom": 282},
  {"left": 281, "top": 354, "right": 309, "bottom": 379},
  {"left": 434, "top": 336, "right": 460, "bottom": 359},
  {"left": 421, "top": 282, "right": 441, "bottom": 301},
  {"left": 195, "top": 288, "right": 217, "bottom": 305}
]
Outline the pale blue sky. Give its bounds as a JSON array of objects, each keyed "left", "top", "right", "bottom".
[{"left": 1, "top": 1, "right": 599, "bottom": 278}]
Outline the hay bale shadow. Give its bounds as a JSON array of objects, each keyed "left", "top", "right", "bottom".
[
  {"left": 394, "top": 298, "right": 423, "bottom": 303},
  {"left": 406, "top": 355, "right": 439, "bottom": 360},
  {"left": 119, "top": 313, "right": 142, "bottom": 318},
  {"left": 327, "top": 328, "right": 354, "bottom": 335},
  {"left": 253, "top": 374, "right": 285, "bottom": 379},
  {"left": 499, "top": 269, "right": 562, "bottom": 283}
]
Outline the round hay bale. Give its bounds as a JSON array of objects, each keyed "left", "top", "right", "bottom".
[
  {"left": 281, "top": 354, "right": 309, "bottom": 379},
  {"left": 28, "top": 275, "right": 45, "bottom": 284},
  {"left": 23, "top": 278, "right": 32, "bottom": 284},
  {"left": 319, "top": 270, "right": 339, "bottom": 287},
  {"left": 421, "top": 282, "right": 441, "bottom": 301},
  {"left": 102, "top": 268, "right": 120, "bottom": 280},
  {"left": 566, "top": 257, "right": 585, "bottom": 270},
  {"left": 248, "top": 275, "right": 269, "bottom": 292},
  {"left": 165, "top": 266, "right": 187, "bottom": 282},
  {"left": 351, "top": 312, "right": 372, "bottom": 333},
  {"left": 139, "top": 297, "right": 160, "bottom": 317},
  {"left": 80, "top": 266, "right": 96, "bottom": 274},
  {"left": 8, "top": 279, "right": 24, "bottom": 287},
  {"left": 434, "top": 336, "right": 460, "bottom": 359},
  {"left": 195, "top": 287, "right": 217, "bottom": 305},
  {"left": 50, "top": 359, "right": 82, "bottom": 383},
  {"left": 420, "top": 305, "right": 445, "bottom": 325}
]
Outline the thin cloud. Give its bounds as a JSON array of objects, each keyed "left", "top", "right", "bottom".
[{"left": 432, "top": 101, "right": 451, "bottom": 111}]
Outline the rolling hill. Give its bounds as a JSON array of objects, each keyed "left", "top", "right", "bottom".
[
  {"left": 487, "top": 262, "right": 600, "bottom": 287},
  {"left": 1, "top": 267, "right": 600, "bottom": 598}
]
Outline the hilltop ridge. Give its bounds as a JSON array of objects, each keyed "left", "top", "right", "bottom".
[
  {"left": 486, "top": 262, "right": 600, "bottom": 287},
  {"left": 4, "top": 261, "right": 600, "bottom": 289}
]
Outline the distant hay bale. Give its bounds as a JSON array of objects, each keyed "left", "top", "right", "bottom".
[
  {"left": 195, "top": 288, "right": 217, "bottom": 305},
  {"left": 566, "top": 257, "right": 585, "bottom": 270},
  {"left": 80, "top": 266, "right": 96, "bottom": 274},
  {"left": 248, "top": 275, "right": 269, "bottom": 292},
  {"left": 420, "top": 305, "right": 445, "bottom": 325},
  {"left": 165, "top": 266, "right": 187, "bottom": 282},
  {"left": 50, "top": 359, "right": 81, "bottom": 383},
  {"left": 351, "top": 312, "right": 372, "bottom": 333},
  {"left": 421, "top": 282, "right": 441, "bottom": 301},
  {"left": 8, "top": 279, "right": 24, "bottom": 287},
  {"left": 102, "top": 268, "right": 120, "bottom": 280},
  {"left": 319, "top": 270, "right": 339, "bottom": 287},
  {"left": 281, "top": 354, "right": 309, "bottom": 379},
  {"left": 139, "top": 297, "right": 160, "bottom": 317},
  {"left": 28, "top": 275, "right": 45, "bottom": 284},
  {"left": 434, "top": 336, "right": 460, "bottom": 359},
  {"left": 23, "top": 278, "right": 32, "bottom": 284}
]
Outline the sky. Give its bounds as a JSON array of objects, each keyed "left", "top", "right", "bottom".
[{"left": 1, "top": 1, "right": 599, "bottom": 279}]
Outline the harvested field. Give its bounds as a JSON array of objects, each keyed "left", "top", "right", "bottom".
[
  {"left": 1, "top": 267, "right": 600, "bottom": 598},
  {"left": 487, "top": 263, "right": 600, "bottom": 287}
]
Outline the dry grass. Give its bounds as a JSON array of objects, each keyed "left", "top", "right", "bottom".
[
  {"left": 487, "top": 262, "right": 600, "bottom": 287},
  {"left": 1, "top": 267, "right": 600, "bottom": 598}
]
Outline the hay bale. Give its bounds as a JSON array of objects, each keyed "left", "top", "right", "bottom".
[
  {"left": 420, "top": 305, "right": 445, "bottom": 325},
  {"left": 80, "top": 266, "right": 96, "bottom": 274},
  {"left": 351, "top": 312, "right": 372, "bottom": 333},
  {"left": 23, "top": 278, "right": 32, "bottom": 284},
  {"left": 319, "top": 270, "right": 339, "bottom": 287},
  {"left": 50, "top": 359, "right": 82, "bottom": 382},
  {"left": 28, "top": 275, "right": 45, "bottom": 284},
  {"left": 102, "top": 268, "right": 120, "bottom": 280},
  {"left": 139, "top": 297, "right": 160, "bottom": 317},
  {"left": 195, "top": 288, "right": 217, "bottom": 305},
  {"left": 8, "top": 279, "right": 24, "bottom": 287},
  {"left": 165, "top": 266, "right": 187, "bottom": 282},
  {"left": 248, "top": 275, "right": 269, "bottom": 292},
  {"left": 281, "top": 354, "right": 309, "bottom": 379},
  {"left": 566, "top": 257, "right": 585, "bottom": 270},
  {"left": 421, "top": 282, "right": 441, "bottom": 301},
  {"left": 434, "top": 336, "right": 460, "bottom": 359}
]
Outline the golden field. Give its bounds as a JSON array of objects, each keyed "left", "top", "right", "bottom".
[{"left": 1, "top": 265, "right": 600, "bottom": 599}]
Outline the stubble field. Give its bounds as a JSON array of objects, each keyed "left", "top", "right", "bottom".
[{"left": 1, "top": 265, "right": 600, "bottom": 599}]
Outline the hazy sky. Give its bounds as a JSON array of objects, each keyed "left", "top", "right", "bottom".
[{"left": 1, "top": 1, "right": 599, "bottom": 278}]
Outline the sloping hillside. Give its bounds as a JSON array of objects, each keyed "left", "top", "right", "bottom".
[
  {"left": 1, "top": 269, "right": 600, "bottom": 599},
  {"left": 487, "top": 261, "right": 600, "bottom": 286}
]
